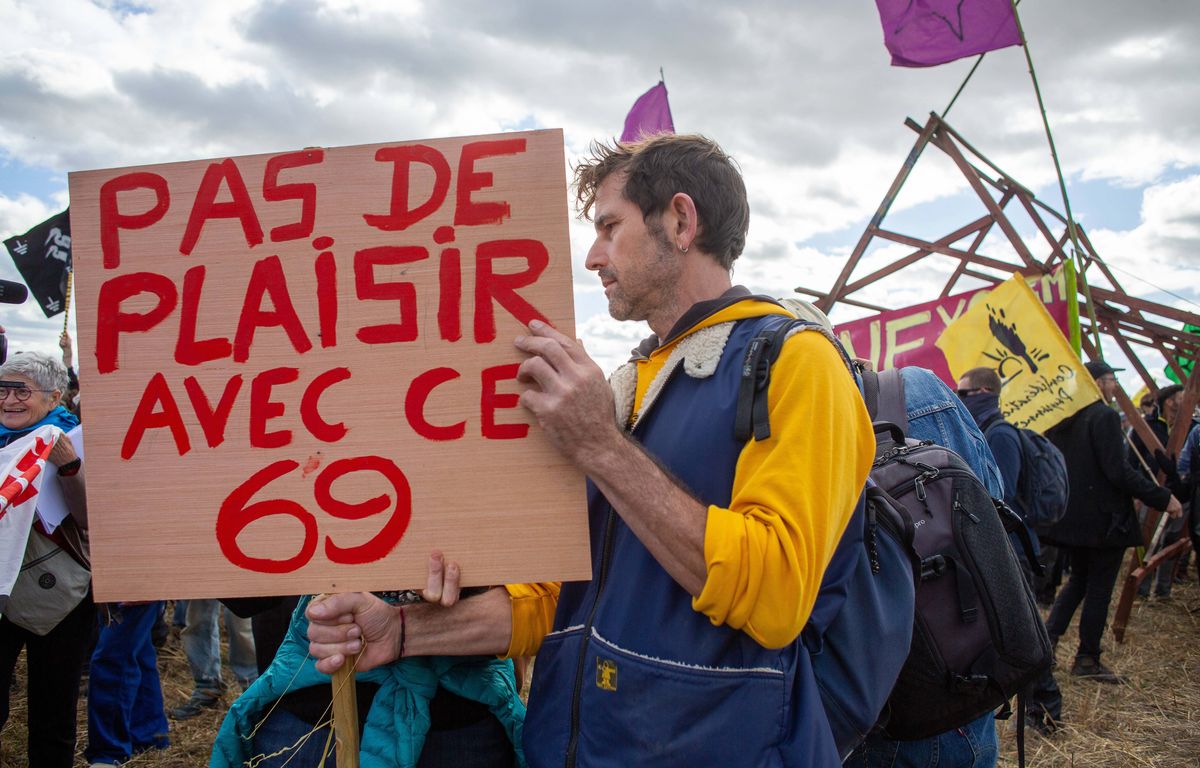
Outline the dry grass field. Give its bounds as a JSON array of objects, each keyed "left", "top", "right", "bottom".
[{"left": 1, "top": 582, "right": 1196, "bottom": 767}]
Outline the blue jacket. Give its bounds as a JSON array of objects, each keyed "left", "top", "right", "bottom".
[
  {"left": 210, "top": 597, "right": 525, "bottom": 768},
  {"left": 901, "top": 370, "right": 1003, "bottom": 498},
  {"left": 523, "top": 316, "right": 843, "bottom": 768}
]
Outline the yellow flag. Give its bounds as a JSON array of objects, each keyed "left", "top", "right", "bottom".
[{"left": 936, "top": 274, "right": 1101, "bottom": 433}]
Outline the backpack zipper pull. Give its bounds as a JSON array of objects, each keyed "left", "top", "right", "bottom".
[{"left": 953, "top": 498, "right": 981, "bottom": 524}]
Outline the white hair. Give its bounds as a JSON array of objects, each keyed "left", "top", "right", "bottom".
[{"left": 0, "top": 351, "right": 69, "bottom": 393}]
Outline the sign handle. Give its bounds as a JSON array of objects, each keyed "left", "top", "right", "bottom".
[{"left": 331, "top": 650, "right": 362, "bottom": 768}]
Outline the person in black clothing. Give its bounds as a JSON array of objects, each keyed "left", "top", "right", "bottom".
[
  {"left": 957, "top": 366, "right": 1063, "bottom": 735},
  {"left": 1041, "top": 361, "right": 1182, "bottom": 684},
  {"left": 1129, "top": 384, "right": 1190, "bottom": 598}
]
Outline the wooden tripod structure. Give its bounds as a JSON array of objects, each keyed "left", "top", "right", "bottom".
[{"left": 798, "top": 113, "right": 1200, "bottom": 643}]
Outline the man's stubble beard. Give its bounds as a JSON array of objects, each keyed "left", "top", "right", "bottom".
[{"left": 607, "top": 226, "right": 682, "bottom": 325}]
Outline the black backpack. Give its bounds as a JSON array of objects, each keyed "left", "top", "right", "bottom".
[
  {"left": 864, "top": 369, "right": 1052, "bottom": 741},
  {"left": 736, "top": 319, "right": 1051, "bottom": 752},
  {"left": 986, "top": 422, "right": 1070, "bottom": 533}
]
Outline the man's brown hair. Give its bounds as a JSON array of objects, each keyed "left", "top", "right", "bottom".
[
  {"left": 573, "top": 134, "right": 749, "bottom": 270},
  {"left": 961, "top": 366, "right": 1003, "bottom": 392}
]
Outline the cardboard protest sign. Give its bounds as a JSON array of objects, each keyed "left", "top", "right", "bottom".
[
  {"left": 68, "top": 129, "right": 590, "bottom": 601},
  {"left": 835, "top": 265, "right": 1076, "bottom": 383},
  {"left": 936, "top": 274, "right": 1100, "bottom": 433}
]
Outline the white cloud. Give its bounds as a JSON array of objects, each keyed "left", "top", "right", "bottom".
[{"left": 1, "top": 0, "right": 1198, "bottom": 380}]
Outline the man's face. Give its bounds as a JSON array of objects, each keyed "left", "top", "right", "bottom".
[
  {"left": 584, "top": 173, "right": 682, "bottom": 324},
  {"left": 1095, "top": 374, "right": 1119, "bottom": 403},
  {"left": 1163, "top": 392, "right": 1183, "bottom": 420}
]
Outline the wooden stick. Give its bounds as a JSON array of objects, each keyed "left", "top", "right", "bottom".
[
  {"left": 62, "top": 272, "right": 72, "bottom": 336},
  {"left": 331, "top": 650, "right": 362, "bottom": 768},
  {"left": 312, "top": 593, "right": 362, "bottom": 768}
]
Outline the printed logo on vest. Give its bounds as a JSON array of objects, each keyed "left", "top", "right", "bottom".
[{"left": 596, "top": 658, "right": 618, "bottom": 692}]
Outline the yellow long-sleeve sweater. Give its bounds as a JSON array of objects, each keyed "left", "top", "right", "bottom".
[{"left": 506, "top": 300, "right": 874, "bottom": 654}]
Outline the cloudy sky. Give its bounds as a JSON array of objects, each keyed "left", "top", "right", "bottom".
[{"left": 1, "top": 0, "right": 1197, "bottom": 387}]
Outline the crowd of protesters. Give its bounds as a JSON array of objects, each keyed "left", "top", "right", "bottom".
[{"left": 0, "top": 134, "right": 1197, "bottom": 768}]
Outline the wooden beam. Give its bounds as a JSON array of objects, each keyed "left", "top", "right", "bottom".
[
  {"left": 842, "top": 215, "right": 993, "bottom": 295},
  {"left": 1087, "top": 285, "right": 1200, "bottom": 329},
  {"left": 1015, "top": 190, "right": 1069, "bottom": 267},
  {"left": 939, "top": 261, "right": 970, "bottom": 299},
  {"left": 1101, "top": 318, "right": 1159, "bottom": 393},
  {"left": 1167, "top": 363, "right": 1200, "bottom": 458},
  {"left": 1152, "top": 340, "right": 1189, "bottom": 382},
  {"left": 793, "top": 286, "right": 889, "bottom": 314},
  {"left": 1113, "top": 537, "right": 1192, "bottom": 642},
  {"left": 929, "top": 127, "right": 1039, "bottom": 268},
  {"left": 820, "top": 115, "right": 939, "bottom": 312},
  {"left": 930, "top": 117, "right": 1039, "bottom": 201}
]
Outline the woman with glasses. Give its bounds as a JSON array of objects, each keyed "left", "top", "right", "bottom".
[{"left": 0, "top": 351, "right": 92, "bottom": 767}]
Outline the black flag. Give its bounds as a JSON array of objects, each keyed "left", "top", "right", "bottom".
[{"left": 3, "top": 209, "right": 71, "bottom": 318}]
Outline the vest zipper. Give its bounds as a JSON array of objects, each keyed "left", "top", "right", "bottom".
[
  {"left": 563, "top": 361, "right": 683, "bottom": 767},
  {"left": 563, "top": 507, "right": 617, "bottom": 768}
]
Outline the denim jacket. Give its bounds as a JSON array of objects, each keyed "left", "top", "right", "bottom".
[{"left": 898, "top": 367, "right": 1004, "bottom": 498}]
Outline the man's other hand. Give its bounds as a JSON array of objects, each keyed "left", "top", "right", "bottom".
[
  {"left": 422, "top": 550, "right": 461, "bottom": 607},
  {"left": 1166, "top": 495, "right": 1184, "bottom": 518},
  {"left": 307, "top": 592, "right": 402, "bottom": 674}
]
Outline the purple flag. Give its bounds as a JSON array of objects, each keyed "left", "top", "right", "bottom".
[
  {"left": 620, "top": 81, "right": 674, "bottom": 143},
  {"left": 876, "top": 0, "right": 1023, "bottom": 68}
]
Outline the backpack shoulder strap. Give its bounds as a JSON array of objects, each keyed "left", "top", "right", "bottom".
[
  {"left": 861, "top": 369, "right": 881, "bottom": 420},
  {"left": 734, "top": 318, "right": 801, "bottom": 443},
  {"left": 735, "top": 317, "right": 852, "bottom": 443},
  {"left": 984, "top": 419, "right": 1025, "bottom": 458},
  {"left": 872, "top": 368, "right": 909, "bottom": 435}
]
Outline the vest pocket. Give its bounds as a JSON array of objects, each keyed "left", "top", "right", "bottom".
[{"left": 575, "top": 629, "right": 788, "bottom": 766}]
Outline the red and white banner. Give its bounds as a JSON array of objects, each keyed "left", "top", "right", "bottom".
[{"left": 0, "top": 426, "right": 60, "bottom": 604}]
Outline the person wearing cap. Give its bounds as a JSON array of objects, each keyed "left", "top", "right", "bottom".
[
  {"left": 1040, "top": 361, "right": 1182, "bottom": 683},
  {"left": 1128, "top": 383, "right": 1189, "bottom": 599},
  {"left": 1130, "top": 384, "right": 1184, "bottom": 466}
]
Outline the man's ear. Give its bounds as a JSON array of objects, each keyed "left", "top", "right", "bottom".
[{"left": 666, "top": 192, "right": 699, "bottom": 251}]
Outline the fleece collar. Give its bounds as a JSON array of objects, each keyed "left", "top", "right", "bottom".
[{"left": 609, "top": 298, "right": 794, "bottom": 431}]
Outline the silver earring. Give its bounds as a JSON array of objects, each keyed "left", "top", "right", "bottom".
[{"left": 679, "top": 244, "right": 689, "bottom": 253}]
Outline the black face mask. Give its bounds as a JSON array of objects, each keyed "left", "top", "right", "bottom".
[{"left": 960, "top": 390, "right": 1000, "bottom": 426}]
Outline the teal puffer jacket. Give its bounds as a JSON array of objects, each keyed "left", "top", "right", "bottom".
[{"left": 210, "top": 596, "right": 525, "bottom": 767}]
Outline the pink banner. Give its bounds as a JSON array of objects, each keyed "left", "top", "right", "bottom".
[{"left": 834, "top": 270, "right": 1072, "bottom": 384}]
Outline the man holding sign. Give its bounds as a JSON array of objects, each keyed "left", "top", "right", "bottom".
[{"left": 308, "top": 135, "right": 874, "bottom": 766}]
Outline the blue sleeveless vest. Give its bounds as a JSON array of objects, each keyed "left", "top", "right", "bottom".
[{"left": 523, "top": 316, "right": 840, "bottom": 768}]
